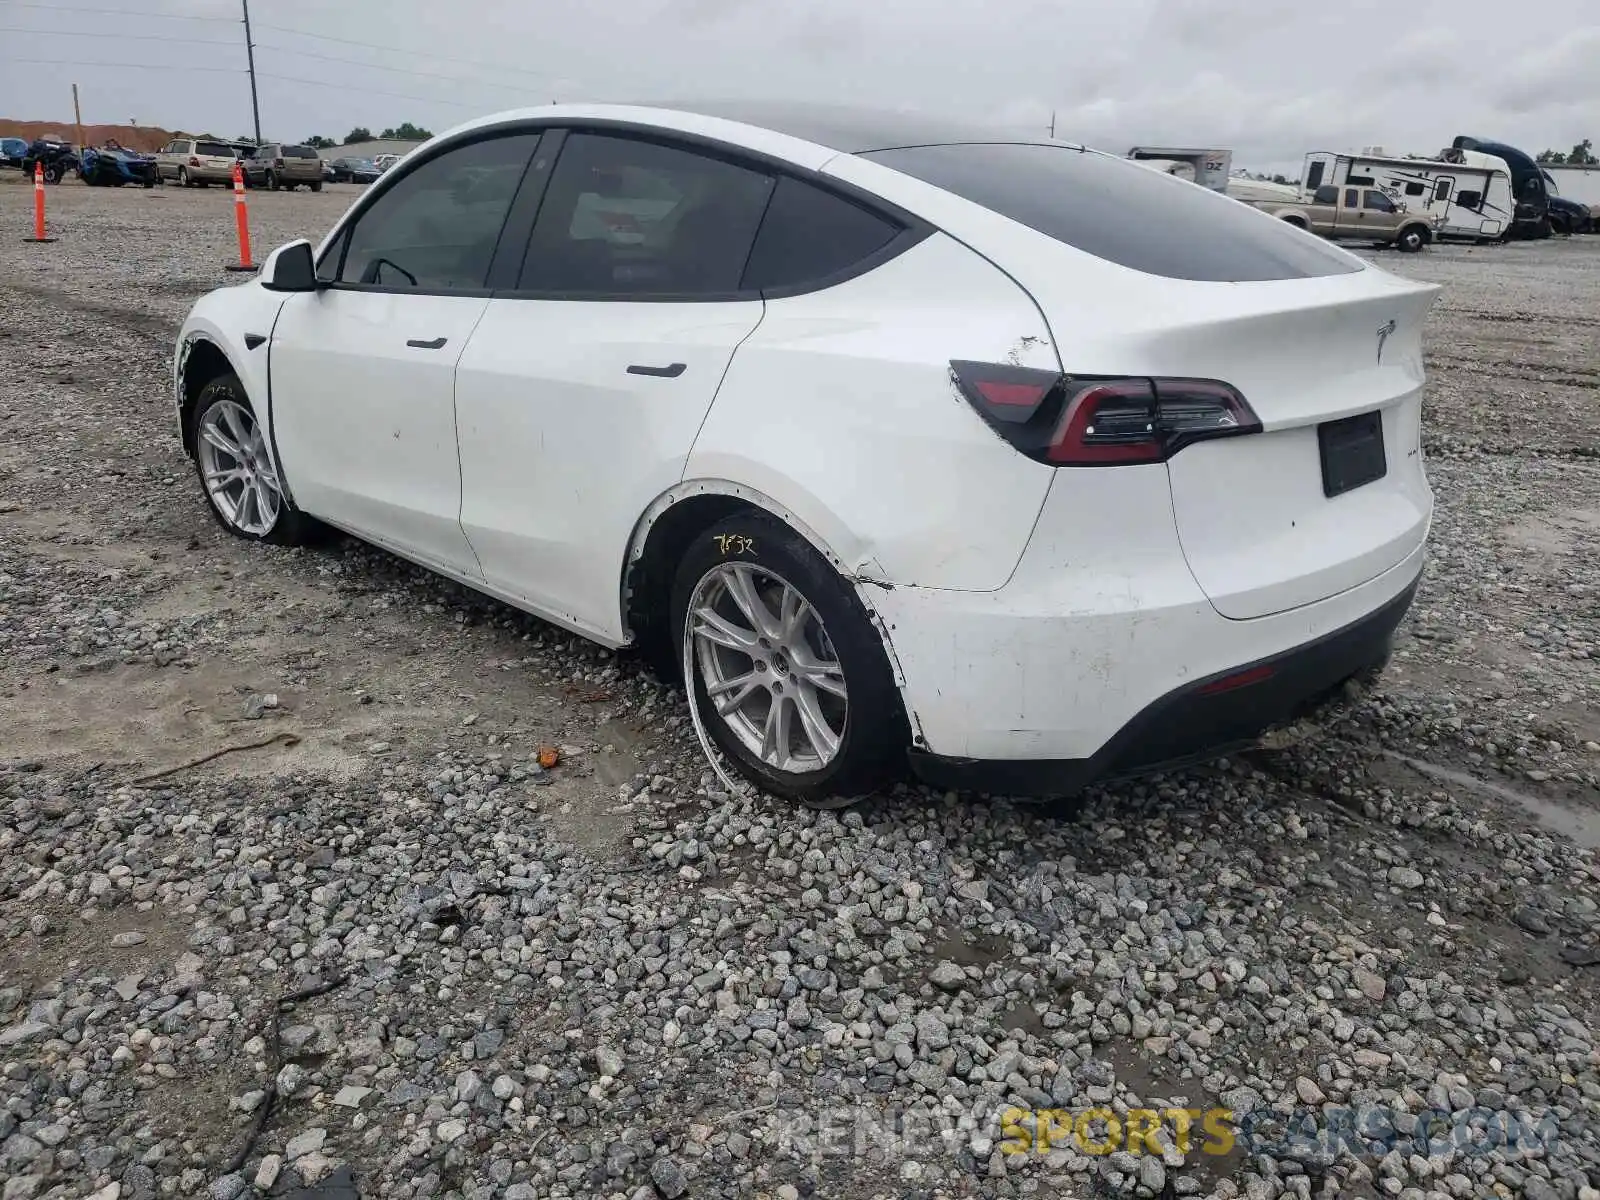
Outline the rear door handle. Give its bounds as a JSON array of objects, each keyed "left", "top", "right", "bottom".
[
  {"left": 626, "top": 362, "right": 686, "bottom": 378},
  {"left": 406, "top": 337, "right": 448, "bottom": 350}
]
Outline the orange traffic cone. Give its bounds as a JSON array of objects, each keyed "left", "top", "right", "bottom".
[
  {"left": 24, "top": 162, "right": 57, "bottom": 244},
  {"left": 225, "top": 162, "right": 258, "bottom": 273}
]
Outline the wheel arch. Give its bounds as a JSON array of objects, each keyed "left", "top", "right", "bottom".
[
  {"left": 175, "top": 333, "right": 240, "bottom": 458},
  {"left": 620, "top": 478, "right": 911, "bottom": 697}
]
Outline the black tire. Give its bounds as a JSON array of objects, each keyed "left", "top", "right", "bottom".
[
  {"left": 178, "top": 167, "right": 191, "bottom": 187},
  {"left": 188, "top": 373, "right": 316, "bottom": 547},
  {"left": 668, "top": 511, "right": 907, "bottom": 804},
  {"left": 266, "top": 170, "right": 279, "bottom": 191},
  {"left": 310, "top": 181, "right": 322, "bottom": 193},
  {"left": 1280, "top": 215, "right": 1308, "bottom": 230},
  {"left": 1396, "top": 224, "right": 1428, "bottom": 253},
  {"left": 43, "top": 164, "right": 62, "bottom": 184}
]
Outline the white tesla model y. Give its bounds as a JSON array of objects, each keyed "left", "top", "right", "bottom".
[{"left": 173, "top": 102, "right": 1437, "bottom": 803}]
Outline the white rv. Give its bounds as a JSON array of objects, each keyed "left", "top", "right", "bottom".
[
  {"left": 1129, "top": 157, "right": 1198, "bottom": 184},
  {"left": 1126, "top": 146, "right": 1231, "bottom": 193},
  {"left": 1301, "top": 150, "right": 1514, "bottom": 241}
]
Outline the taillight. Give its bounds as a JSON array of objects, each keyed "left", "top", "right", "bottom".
[
  {"left": 274, "top": 158, "right": 284, "bottom": 167},
  {"left": 189, "top": 156, "right": 200, "bottom": 166},
  {"left": 950, "top": 361, "right": 1261, "bottom": 467}
]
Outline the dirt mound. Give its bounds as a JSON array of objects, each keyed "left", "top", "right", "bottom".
[{"left": 0, "top": 120, "right": 175, "bottom": 153}]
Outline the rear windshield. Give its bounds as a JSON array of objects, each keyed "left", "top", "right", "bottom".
[
  {"left": 861, "top": 143, "right": 1362, "bottom": 281},
  {"left": 196, "top": 141, "right": 233, "bottom": 158},
  {"left": 282, "top": 145, "right": 316, "bottom": 158}
]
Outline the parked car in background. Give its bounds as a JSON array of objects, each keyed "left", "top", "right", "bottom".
[
  {"left": 1261, "top": 183, "right": 1440, "bottom": 251},
  {"left": 20, "top": 137, "right": 79, "bottom": 183},
  {"left": 327, "top": 157, "right": 380, "bottom": 184},
  {"left": 157, "top": 137, "right": 240, "bottom": 187},
  {"left": 79, "top": 143, "right": 160, "bottom": 187},
  {"left": 374, "top": 153, "right": 402, "bottom": 173},
  {"left": 0, "top": 137, "right": 28, "bottom": 169},
  {"left": 241, "top": 142, "right": 324, "bottom": 191},
  {"left": 321, "top": 159, "right": 336, "bottom": 183},
  {"left": 172, "top": 101, "right": 1438, "bottom": 804}
]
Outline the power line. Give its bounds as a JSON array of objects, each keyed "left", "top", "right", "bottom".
[
  {"left": 0, "top": 26, "right": 240, "bottom": 48},
  {"left": 253, "top": 40, "right": 539, "bottom": 96},
  {"left": 3, "top": 2, "right": 236, "bottom": 20},
  {"left": 255, "top": 71, "right": 485, "bottom": 111},
  {"left": 0, "top": 56, "right": 242, "bottom": 72},
  {"left": 252, "top": 20, "right": 553, "bottom": 82}
]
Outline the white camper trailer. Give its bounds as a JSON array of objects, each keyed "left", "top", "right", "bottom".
[
  {"left": 1129, "top": 157, "right": 1198, "bottom": 183},
  {"left": 1126, "top": 147, "right": 1231, "bottom": 193},
  {"left": 1301, "top": 150, "right": 1514, "bottom": 241}
]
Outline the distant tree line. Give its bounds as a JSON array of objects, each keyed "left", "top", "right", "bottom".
[
  {"left": 295, "top": 124, "right": 435, "bottom": 149},
  {"left": 1536, "top": 139, "right": 1596, "bottom": 165}
]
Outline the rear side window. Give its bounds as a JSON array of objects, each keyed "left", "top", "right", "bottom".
[
  {"left": 741, "top": 176, "right": 901, "bottom": 292},
  {"left": 863, "top": 143, "right": 1360, "bottom": 281}
]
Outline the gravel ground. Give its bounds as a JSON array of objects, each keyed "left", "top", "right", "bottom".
[{"left": 1, "top": 180, "right": 1597, "bottom": 1200}]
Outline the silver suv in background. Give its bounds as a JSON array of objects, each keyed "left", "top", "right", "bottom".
[
  {"left": 243, "top": 143, "right": 324, "bottom": 191},
  {"left": 157, "top": 138, "right": 239, "bottom": 187}
]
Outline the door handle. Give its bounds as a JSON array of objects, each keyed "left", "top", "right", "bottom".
[
  {"left": 627, "top": 362, "right": 686, "bottom": 378},
  {"left": 406, "top": 336, "right": 448, "bottom": 350}
]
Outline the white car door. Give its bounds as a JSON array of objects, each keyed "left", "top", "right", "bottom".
[
  {"left": 454, "top": 130, "right": 775, "bottom": 641},
  {"left": 268, "top": 132, "right": 543, "bottom": 578}
]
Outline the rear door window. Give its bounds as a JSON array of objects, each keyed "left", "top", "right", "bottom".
[
  {"left": 741, "top": 176, "right": 903, "bottom": 293},
  {"left": 196, "top": 141, "right": 233, "bottom": 158},
  {"left": 517, "top": 132, "right": 774, "bottom": 297},
  {"left": 861, "top": 143, "right": 1359, "bottom": 281},
  {"left": 283, "top": 145, "right": 317, "bottom": 158}
]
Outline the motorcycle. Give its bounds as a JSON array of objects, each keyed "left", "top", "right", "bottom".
[
  {"left": 19, "top": 138, "right": 79, "bottom": 184},
  {"left": 79, "top": 144, "right": 160, "bottom": 187}
]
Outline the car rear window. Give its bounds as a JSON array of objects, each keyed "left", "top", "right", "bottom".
[
  {"left": 196, "top": 141, "right": 233, "bottom": 158},
  {"left": 860, "top": 143, "right": 1362, "bottom": 281},
  {"left": 283, "top": 145, "right": 316, "bottom": 158}
]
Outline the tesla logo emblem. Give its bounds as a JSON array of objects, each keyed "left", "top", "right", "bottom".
[{"left": 1376, "top": 319, "right": 1397, "bottom": 363}]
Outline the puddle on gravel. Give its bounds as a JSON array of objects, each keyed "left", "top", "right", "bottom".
[{"left": 1382, "top": 751, "right": 1600, "bottom": 851}]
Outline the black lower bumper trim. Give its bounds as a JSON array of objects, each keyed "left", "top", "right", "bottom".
[{"left": 907, "top": 576, "right": 1419, "bottom": 797}]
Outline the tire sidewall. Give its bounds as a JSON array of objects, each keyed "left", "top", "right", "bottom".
[
  {"left": 188, "top": 375, "right": 295, "bottom": 545},
  {"left": 668, "top": 513, "right": 905, "bottom": 802}
]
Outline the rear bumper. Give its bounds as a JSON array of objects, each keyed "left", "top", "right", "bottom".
[{"left": 907, "top": 575, "right": 1416, "bottom": 795}]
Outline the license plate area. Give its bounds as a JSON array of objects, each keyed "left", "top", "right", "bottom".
[{"left": 1318, "top": 410, "right": 1386, "bottom": 498}]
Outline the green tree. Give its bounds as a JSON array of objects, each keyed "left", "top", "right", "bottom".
[
  {"left": 343, "top": 127, "right": 373, "bottom": 144},
  {"left": 304, "top": 135, "right": 336, "bottom": 150},
  {"left": 1536, "top": 149, "right": 1567, "bottom": 164},
  {"left": 1569, "top": 138, "right": 1596, "bottom": 166},
  {"left": 378, "top": 122, "right": 432, "bottom": 141}
]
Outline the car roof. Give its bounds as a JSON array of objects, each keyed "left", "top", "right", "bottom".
[{"left": 428, "top": 101, "right": 1072, "bottom": 169}]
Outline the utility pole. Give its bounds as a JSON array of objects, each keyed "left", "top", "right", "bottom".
[
  {"left": 72, "top": 83, "right": 85, "bottom": 151},
  {"left": 1049, "top": 110, "right": 1056, "bottom": 139},
  {"left": 241, "top": 0, "right": 262, "bottom": 143}
]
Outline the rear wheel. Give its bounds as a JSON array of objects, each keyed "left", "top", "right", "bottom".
[
  {"left": 178, "top": 167, "right": 191, "bottom": 187},
  {"left": 310, "top": 181, "right": 322, "bottom": 193},
  {"left": 43, "top": 164, "right": 63, "bottom": 184},
  {"left": 669, "top": 512, "right": 906, "bottom": 804},
  {"left": 266, "top": 170, "right": 279, "bottom": 191},
  {"left": 189, "top": 374, "right": 315, "bottom": 546}
]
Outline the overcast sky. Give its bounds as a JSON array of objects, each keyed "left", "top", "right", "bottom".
[{"left": 2, "top": 0, "right": 1597, "bottom": 173}]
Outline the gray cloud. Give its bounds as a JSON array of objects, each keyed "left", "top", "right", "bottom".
[{"left": 1, "top": 0, "right": 1594, "bottom": 174}]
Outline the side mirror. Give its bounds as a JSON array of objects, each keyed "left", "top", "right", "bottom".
[{"left": 261, "top": 239, "right": 318, "bottom": 292}]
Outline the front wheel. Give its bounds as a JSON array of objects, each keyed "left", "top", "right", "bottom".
[
  {"left": 1396, "top": 225, "right": 1428, "bottom": 253},
  {"left": 43, "top": 164, "right": 62, "bottom": 184},
  {"left": 189, "top": 374, "right": 315, "bottom": 546},
  {"left": 670, "top": 513, "right": 907, "bottom": 804}
]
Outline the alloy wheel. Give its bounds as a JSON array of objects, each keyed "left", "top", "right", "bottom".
[
  {"left": 689, "top": 563, "right": 848, "bottom": 774},
  {"left": 196, "top": 399, "right": 282, "bottom": 536}
]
